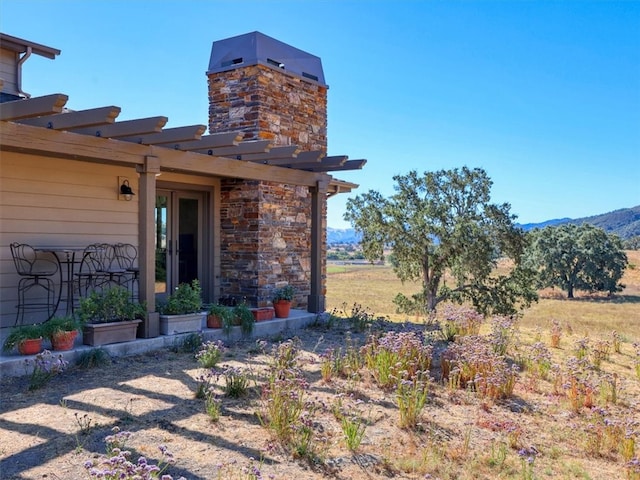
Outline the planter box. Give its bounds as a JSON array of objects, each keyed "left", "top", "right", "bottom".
[
  {"left": 251, "top": 307, "right": 275, "bottom": 322},
  {"left": 83, "top": 319, "right": 142, "bottom": 346},
  {"left": 159, "top": 312, "right": 206, "bottom": 335}
]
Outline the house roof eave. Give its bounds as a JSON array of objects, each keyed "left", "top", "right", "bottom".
[{"left": 0, "top": 33, "right": 61, "bottom": 59}]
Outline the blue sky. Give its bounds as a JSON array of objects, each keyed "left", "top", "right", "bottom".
[{"left": 2, "top": 0, "right": 639, "bottom": 228}]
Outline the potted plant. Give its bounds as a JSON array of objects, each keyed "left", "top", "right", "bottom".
[
  {"left": 42, "top": 315, "right": 81, "bottom": 351},
  {"left": 77, "top": 286, "right": 146, "bottom": 346},
  {"left": 233, "top": 303, "right": 255, "bottom": 336},
  {"left": 272, "top": 284, "right": 295, "bottom": 318},
  {"left": 207, "top": 303, "right": 233, "bottom": 329},
  {"left": 2, "top": 324, "right": 44, "bottom": 355},
  {"left": 158, "top": 279, "right": 206, "bottom": 335}
]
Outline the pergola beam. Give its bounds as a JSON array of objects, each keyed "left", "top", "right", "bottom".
[
  {"left": 69, "top": 116, "right": 168, "bottom": 138},
  {"left": 120, "top": 125, "right": 206, "bottom": 145},
  {"left": 17, "top": 106, "right": 122, "bottom": 129},
  {"left": 0, "top": 93, "right": 68, "bottom": 120}
]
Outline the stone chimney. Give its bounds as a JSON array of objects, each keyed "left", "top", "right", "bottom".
[
  {"left": 207, "top": 32, "right": 329, "bottom": 309},
  {"left": 207, "top": 31, "right": 328, "bottom": 150}
]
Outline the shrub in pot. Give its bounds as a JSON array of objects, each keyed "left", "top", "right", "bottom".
[
  {"left": 42, "top": 315, "right": 81, "bottom": 351},
  {"left": 3, "top": 324, "right": 44, "bottom": 355},
  {"left": 77, "top": 286, "right": 146, "bottom": 346},
  {"left": 233, "top": 303, "right": 255, "bottom": 336},
  {"left": 158, "top": 280, "right": 205, "bottom": 335},
  {"left": 272, "top": 285, "right": 295, "bottom": 318},
  {"left": 207, "top": 303, "right": 233, "bottom": 329},
  {"left": 158, "top": 279, "right": 203, "bottom": 315}
]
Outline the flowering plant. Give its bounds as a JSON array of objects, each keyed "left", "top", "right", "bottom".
[
  {"left": 25, "top": 349, "right": 68, "bottom": 390},
  {"left": 84, "top": 427, "right": 186, "bottom": 480},
  {"left": 195, "top": 340, "right": 225, "bottom": 368}
]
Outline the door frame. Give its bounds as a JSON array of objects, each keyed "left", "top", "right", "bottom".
[{"left": 155, "top": 180, "right": 218, "bottom": 304}]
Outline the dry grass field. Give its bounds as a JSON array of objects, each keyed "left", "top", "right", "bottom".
[
  {"left": 324, "top": 250, "right": 640, "bottom": 478},
  {"left": 327, "top": 250, "right": 640, "bottom": 341},
  {"left": 0, "top": 252, "right": 638, "bottom": 480}
]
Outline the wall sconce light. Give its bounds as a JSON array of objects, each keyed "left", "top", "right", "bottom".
[{"left": 118, "top": 177, "right": 135, "bottom": 201}]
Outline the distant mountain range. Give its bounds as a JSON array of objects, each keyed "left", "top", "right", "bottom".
[
  {"left": 520, "top": 205, "right": 640, "bottom": 239},
  {"left": 327, "top": 205, "right": 640, "bottom": 244}
]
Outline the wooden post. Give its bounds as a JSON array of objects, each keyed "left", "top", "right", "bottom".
[
  {"left": 136, "top": 156, "right": 160, "bottom": 337},
  {"left": 308, "top": 178, "right": 329, "bottom": 313}
]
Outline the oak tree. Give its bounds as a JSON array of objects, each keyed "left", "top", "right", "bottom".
[
  {"left": 344, "top": 167, "right": 537, "bottom": 315},
  {"left": 526, "top": 223, "right": 627, "bottom": 298}
]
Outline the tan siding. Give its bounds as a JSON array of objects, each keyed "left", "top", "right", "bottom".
[
  {"left": 0, "top": 49, "right": 18, "bottom": 94},
  {"left": 0, "top": 152, "right": 139, "bottom": 327}
]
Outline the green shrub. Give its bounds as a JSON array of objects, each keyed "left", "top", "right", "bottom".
[{"left": 159, "top": 280, "right": 202, "bottom": 315}]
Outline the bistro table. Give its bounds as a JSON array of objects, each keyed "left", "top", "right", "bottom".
[{"left": 34, "top": 246, "right": 87, "bottom": 316}]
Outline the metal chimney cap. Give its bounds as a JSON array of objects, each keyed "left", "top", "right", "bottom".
[{"left": 207, "top": 31, "right": 326, "bottom": 86}]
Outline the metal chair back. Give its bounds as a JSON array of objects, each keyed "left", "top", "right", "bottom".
[
  {"left": 10, "top": 242, "right": 58, "bottom": 277},
  {"left": 114, "top": 243, "right": 138, "bottom": 270},
  {"left": 9, "top": 242, "right": 59, "bottom": 324}
]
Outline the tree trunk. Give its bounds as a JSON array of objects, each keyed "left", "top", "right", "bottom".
[{"left": 426, "top": 291, "right": 438, "bottom": 312}]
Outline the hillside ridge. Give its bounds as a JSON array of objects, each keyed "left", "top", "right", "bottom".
[{"left": 328, "top": 205, "right": 640, "bottom": 243}]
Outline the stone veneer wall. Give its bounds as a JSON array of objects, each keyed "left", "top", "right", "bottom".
[
  {"left": 219, "top": 179, "right": 313, "bottom": 307},
  {"left": 209, "top": 64, "right": 327, "bottom": 150},
  {"left": 210, "top": 64, "right": 328, "bottom": 309}
]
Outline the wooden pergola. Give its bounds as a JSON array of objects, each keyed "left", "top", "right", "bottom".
[
  {"left": 0, "top": 92, "right": 366, "bottom": 179},
  {"left": 0, "top": 92, "right": 365, "bottom": 328}
]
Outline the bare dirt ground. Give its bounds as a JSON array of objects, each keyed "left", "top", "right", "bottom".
[{"left": 0, "top": 317, "right": 638, "bottom": 480}]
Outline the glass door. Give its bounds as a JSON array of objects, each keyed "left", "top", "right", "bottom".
[{"left": 155, "top": 190, "right": 204, "bottom": 297}]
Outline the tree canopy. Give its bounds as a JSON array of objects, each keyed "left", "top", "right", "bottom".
[
  {"left": 525, "top": 223, "right": 628, "bottom": 298},
  {"left": 344, "top": 167, "right": 537, "bottom": 316}
]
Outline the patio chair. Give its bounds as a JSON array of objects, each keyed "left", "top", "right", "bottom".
[
  {"left": 9, "top": 242, "right": 59, "bottom": 325},
  {"left": 76, "top": 243, "right": 127, "bottom": 296},
  {"left": 114, "top": 243, "right": 139, "bottom": 301}
]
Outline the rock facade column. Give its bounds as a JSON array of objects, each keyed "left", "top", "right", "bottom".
[{"left": 209, "top": 47, "right": 328, "bottom": 310}]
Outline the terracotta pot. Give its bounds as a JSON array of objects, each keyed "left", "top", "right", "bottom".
[
  {"left": 273, "top": 300, "right": 291, "bottom": 319},
  {"left": 51, "top": 330, "right": 78, "bottom": 351},
  {"left": 207, "top": 314, "right": 222, "bottom": 329},
  {"left": 18, "top": 338, "right": 43, "bottom": 355}
]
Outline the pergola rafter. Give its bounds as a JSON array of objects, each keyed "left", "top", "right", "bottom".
[
  {"left": 240, "top": 145, "right": 300, "bottom": 162},
  {"left": 193, "top": 140, "right": 272, "bottom": 157},
  {"left": 173, "top": 132, "right": 243, "bottom": 151},
  {"left": 0, "top": 93, "right": 68, "bottom": 120},
  {"left": 120, "top": 125, "right": 207, "bottom": 145},
  {"left": 69, "top": 116, "right": 168, "bottom": 138},
  {"left": 17, "top": 106, "right": 122, "bottom": 129}
]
